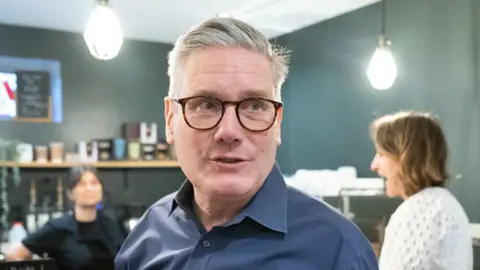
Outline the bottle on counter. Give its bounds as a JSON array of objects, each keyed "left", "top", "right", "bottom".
[
  {"left": 26, "top": 206, "right": 37, "bottom": 233},
  {"left": 26, "top": 179, "right": 38, "bottom": 233},
  {"left": 8, "top": 222, "right": 27, "bottom": 243},
  {"left": 51, "top": 177, "right": 64, "bottom": 219},
  {"left": 36, "top": 196, "right": 51, "bottom": 229}
]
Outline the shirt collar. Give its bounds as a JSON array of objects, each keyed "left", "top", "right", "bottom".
[{"left": 169, "top": 163, "right": 288, "bottom": 233}]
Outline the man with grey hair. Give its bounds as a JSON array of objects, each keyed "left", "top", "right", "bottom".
[{"left": 115, "top": 17, "right": 378, "bottom": 270}]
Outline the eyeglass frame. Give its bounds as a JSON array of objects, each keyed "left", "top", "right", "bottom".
[{"left": 172, "top": 95, "right": 283, "bottom": 132}]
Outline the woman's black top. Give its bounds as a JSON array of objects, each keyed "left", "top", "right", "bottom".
[{"left": 21, "top": 211, "right": 125, "bottom": 270}]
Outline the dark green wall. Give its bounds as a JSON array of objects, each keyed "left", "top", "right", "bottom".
[
  {"left": 0, "top": 24, "right": 172, "bottom": 148},
  {"left": 0, "top": 24, "right": 185, "bottom": 211},
  {"left": 274, "top": 0, "right": 480, "bottom": 221}
]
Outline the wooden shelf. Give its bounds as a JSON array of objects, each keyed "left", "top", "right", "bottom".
[{"left": 0, "top": 160, "right": 180, "bottom": 169}]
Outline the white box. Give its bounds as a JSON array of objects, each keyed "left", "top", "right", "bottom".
[
  {"left": 77, "top": 141, "right": 98, "bottom": 163},
  {"left": 140, "top": 122, "right": 157, "bottom": 144}
]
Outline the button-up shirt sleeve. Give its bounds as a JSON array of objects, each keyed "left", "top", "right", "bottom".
[
  {"left": 333, "top": 236, "right": 379, "bottom": 270},
  {"left": 114, "top": 199, "right": 172, "bottom": 270}
]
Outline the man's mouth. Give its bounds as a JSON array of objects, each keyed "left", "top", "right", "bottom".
[{"left": 213, "top": 157, "right": 245, "bottom": 164}]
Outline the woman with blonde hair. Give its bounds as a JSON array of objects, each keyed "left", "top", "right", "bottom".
[{"left": 369, "top": 111, "right": 472, "bottom": 270}]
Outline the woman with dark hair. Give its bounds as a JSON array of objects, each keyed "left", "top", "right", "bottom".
[
  {"left": 370, "top": 111, "right": 472, "bottom": 270},
  {"left": 4, "top": 165, "right": 125, "bottom": 270}
]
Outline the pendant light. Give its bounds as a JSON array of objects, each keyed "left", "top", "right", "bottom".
[
  {"left": 366, "top": 0, "right": 397, "bottom": 90},
  {"left": 84, "top": 0, "right": 123, "bottom": 60}
]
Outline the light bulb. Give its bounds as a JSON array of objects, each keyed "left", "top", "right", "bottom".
[
  {"left": 366, "top": 35, "right": 397, "bottom": 90},
  {"left": 84, "top": 2, "right": 123, "bottom": 60}
]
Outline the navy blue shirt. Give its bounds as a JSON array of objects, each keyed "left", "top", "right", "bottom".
[{"left": 115, "top": 164, "right": 378, "bottom": 270}]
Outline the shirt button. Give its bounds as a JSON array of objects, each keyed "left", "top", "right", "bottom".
[{"left": 202, "top": 240, "right": 211, "bottom": 248}]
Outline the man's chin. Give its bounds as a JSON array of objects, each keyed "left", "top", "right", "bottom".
[{"left": 205, "top": 177, "right": 256, "bottom": 198}]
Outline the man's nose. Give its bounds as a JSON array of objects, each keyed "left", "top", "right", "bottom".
[{"left": 213, "top": 106, "right": 243, "bottom": 144}]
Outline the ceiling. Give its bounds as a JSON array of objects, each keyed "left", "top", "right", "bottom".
[{"left": 0, "top": 0, "right": 379, "bottom": 44}]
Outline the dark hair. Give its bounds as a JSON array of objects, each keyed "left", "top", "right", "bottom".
[
  {"left": 370, "top": 111, "right": 449, "bottom": 197},
  {"left": 68, "top": 165, "right": 102, "bottom": 191}
]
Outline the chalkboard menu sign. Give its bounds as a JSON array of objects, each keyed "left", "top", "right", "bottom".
[{"left": 15, "top": 71, "right": 51, "bottom": 119}]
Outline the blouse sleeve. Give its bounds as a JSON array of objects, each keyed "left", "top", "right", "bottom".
[
  {"left": 379, "top": 199, "right": 445, "bottom": 270},
  {"left": 21, "top": 221, "right": 64, "bottom": 257}
]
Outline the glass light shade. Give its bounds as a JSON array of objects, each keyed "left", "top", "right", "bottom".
[
  {"left": 83, "top": 3, "right": 123, "bottom": 60},
  {"left": 366, "top": 35, "right": 397, "bottom": 90}
]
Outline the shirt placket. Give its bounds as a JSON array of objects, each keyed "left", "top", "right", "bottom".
[{"left": 185, "top": 228, "right": 220, "bottom": 270}]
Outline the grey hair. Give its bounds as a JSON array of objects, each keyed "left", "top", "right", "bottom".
[{"left": 167, "top": 17, "right": 290, "bottom": 100}]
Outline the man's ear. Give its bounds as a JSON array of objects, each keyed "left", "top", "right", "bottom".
[
  {"left": 164, "top": 97, "right": 175, "bottom": 144},
  {"left": 275, "top": 107, "right": 283, "bottom": 146}
]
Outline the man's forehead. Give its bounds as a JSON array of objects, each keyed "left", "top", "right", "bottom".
[
  {"left": 179, "top": 47, "right": 275, "bottom": 98},
  {"left": 183, "top": 47, "right": 272, "bottom": 75}
]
